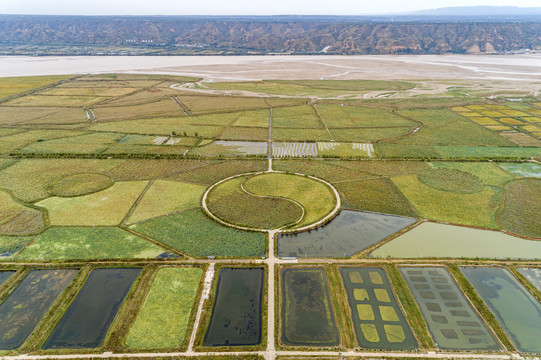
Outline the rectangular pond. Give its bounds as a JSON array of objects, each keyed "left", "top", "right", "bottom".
[
  {"left": 400, "top": 266, "right": 500, "bottom": 351},
  {"left": 340, "top": 267, "right": 417, "bottom": 350},
  {"left": 204, "top": 267, "right": 264, "bottom": 347},
  {"left": 461, "top": 266, "right": 541, "bottom": 353},
  {"left": 0, "top": 270, "right": 15, "bottom": 287},
  {"left": 0, "top": 269, "right": 78, "bottom": 350},
  {"left": 42, "top": 267, "right": 141, "bottom": 349},
  {"left": 371, "top": 222, "right": 541, "bottom": 260},
  {"left": 278, "top": 210, "right": 416, "bottom": 258},
  {"left": 281, "top": 268, "right": 339, "bottom": 346},
  {"left": 516, "top": 267, "right": 541, "bottom": 292}
]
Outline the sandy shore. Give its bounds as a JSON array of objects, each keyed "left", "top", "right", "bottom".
[{"left": 1, "top": 54, "right": 540, "bottom": 83}]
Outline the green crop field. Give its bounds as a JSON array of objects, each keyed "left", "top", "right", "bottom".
[
  {"left": 16, "top": 227, "right": 169, "bottom": 261},
  {"left": 37, "top": 181, "right": 148, "bottom": 226},
  {"left": 128, "top": 180, "right": 206, "bottom": 224},
  {"left": 125, "top": 267, "right": 202, "bottom": 349},
  {"left": 498, "top": 179, "right": 541, "bottom": 238},
  {"left": 130, "top": 209, "right": 266, "bottom": 257},
  {"left": 392, "top": 174, "right": 501, "bottom": 228},
  {"left": 0, "top": 75, "right": 72, "bottom": 99}
]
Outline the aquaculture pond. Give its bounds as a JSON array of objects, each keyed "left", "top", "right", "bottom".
[
  {"left": 278, "top": 210, "right": 416, "bottom": 258},
  {"left": 461, "top": 267, "right": 541, "bottom": 353},
  {"left": 281, "top": 268, "right": 339, "bottom": 346},
  {"left": 371, "top": 222, "right": 541, "bottom": 259},
  {"left": 0, "top": 270, "right": 14, "bottom": 287},
  {"left": 340, "top": 267, "right": 417, "bottom": 350},
  {"left": 516, "top": 267, "right": 541, "bottom": 292},
  {"left": 0, "top": 269, "right": 78, "bottom": 350},
  {"left": 43, "top": 268, "right": 141, "bottom": 349},
  {"left": 400, "top": 267, "right": 500, "bottom": 351},
  {"left": 204, "top": 267, "right": 264, "bottom": 347}
]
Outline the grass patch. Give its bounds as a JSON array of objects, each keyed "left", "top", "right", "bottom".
[
  {"left": 172, "top": 160, "right": 267, "bottom": 185},
  {"left": 130, "top": 209, "right": 265, "bottom": 258},
  {"left": 231, "top": 109, "right": 270, "bottom": 127},
  {"left": 373, "top": 144, "right": 440, "bottom": 159},
  {"left": 395, "top": 108, "right": 513, "bottom": 146},
  {"left": 498, "top": 178, "right": 541, "bottom": 238},
  {"left": 392, "top": 174, "right": 501, "bottom": 228},
  {"left": 327, "top": 160, "right": 431, "bottom": 177},
  {"left": 48, "top": 173, "right": 114, "bottom": 197},
  {"left": 17, "top": 227, "right": 169, "bottom": 261},
  {"left": 431, "top": 162, "right": 515, "bottom": 187},
  {"left": 0, "top": 190, "right": 45, "bottom": 236},
  {"left": 0, "top": 158, "right": 123, "bottom": 202},
  {"left": 207, "top": 176, "right": 303, "bottom": 230},
  {"left": 272, "top": 106, "right": 322, "bottom": 128},
  {"left": 318, "top": 105, "right": 416, "bottom": 128},
  {"left": 243, "top": 172, "right": 336, "bottom": 228},
  {"left": 128, "top": 180, "right": 206, "bottom": 224},
  {"left": 17, "top": 132, "right": 124, "bottom": 155},
  {"left": 125, "top": 267, "right": 202, "bottom": 349},
  {"left": 272, "top": 128, "right": 330, "bottom": 141},
  {"left": 0, "top": 75, "right": 71, "bottom": 99},
  {"left": 37, "top": 181, "right": 148, "bottom": 226},
  {"left": 497, "top": 162, "right": 541, "bottom": 179},
  {"left": 336, "top": 179, "right": 416, "bottom": 217},
  {"left": 219, "top": 126, "right": 269, "bottom": 141},
  {"left": 435, "top": 145, "right": 541, "bottom": 159},
  {"left": 0, "top": 236, "right": 34, "bottom": 259},
  {"left": 418, "top": 168, "right": 484, "bottom": 194},
  {"left": 273, "top": 160, "right": 374, "bottom": 183}
]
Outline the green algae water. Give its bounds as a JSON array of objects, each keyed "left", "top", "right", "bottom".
[
  {"left": 0, "top": 269, "right": 78, "bottom": 350},
  {"left": 372, "top": 222, "right": 541, "bottom": 259},
  {"left": 461, "top": 266, "right": 541, "bottom": 353}
]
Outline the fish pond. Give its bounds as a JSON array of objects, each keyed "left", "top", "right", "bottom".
[
  {"left": 204, "top": 267, "right": 264, "bottom": 347},
  {"left": 43, "top": 268, "right": 141, "bottom": 349},
  {"left": 516, "top": 267, "right": 541, "bottom": 292},
  {"left": 281, "top": 268, "right": 339, "bottom": 346},
  {"left": 371, "top": 222, "right": 541, "bottom": 259},
  {"left": 461, "top": 267, "right": 541, "bottom": 353},
  {"left": 278, "top": 210, "right": 416, "bottom": 258},
  {"left": 0, "top": 269, "right": 78, "bottom": 350},
  {"left": 400, "top": 266, "right": 500, "bottom": 351},
  {"left": 340, "top": 267, "right": 417, "bottom": 350},
  {"left": 0, "top": 270, "right": 14, "bottom": 287}
]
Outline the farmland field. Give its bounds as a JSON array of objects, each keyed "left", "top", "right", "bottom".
[
  {"left": 125, "top": 267, "right": 202, "bottom": 349},
  {"left": 130, "top": 209, "right": 266, "bottom": 257},
  {"left": 0, "top": 72, "right": 540, "bottom": 358}
]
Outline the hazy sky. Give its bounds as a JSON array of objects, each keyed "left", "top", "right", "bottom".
[{"left": 0, "top": 0, "right": 539, "bottom": 15}]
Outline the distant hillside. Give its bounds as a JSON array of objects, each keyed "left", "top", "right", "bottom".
[
  {"left": 0, "top": 15, "right": 540, "bottom": 55},
  {"left": 410, "top": 6, "right": 541, "bottom": 16}
]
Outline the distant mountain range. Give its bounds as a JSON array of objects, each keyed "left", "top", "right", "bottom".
[
  {"left": 408, "top": 6, "right": 541, "bottom": 16},
  {"left": 0, "top": 8, "right": 540, "bottom": 56}
]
